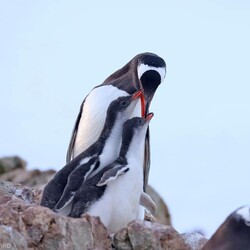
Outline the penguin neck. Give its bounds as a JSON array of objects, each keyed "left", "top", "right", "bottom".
[
  {"left": 98, "top": 113, "right": 124, "bottom": 166},
  {"left": 120, "top": 130, "right": 146, "bottom": 167}
]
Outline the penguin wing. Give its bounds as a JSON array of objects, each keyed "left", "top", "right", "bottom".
[
  {"left": 40, "top": 156, "right": 82, "bottom": 209},
  {"left": 66, "top": 100, "right": 85, "bottom": 163},
  {"left": 55, "top": 156, "right": 100, "bottom": 211},
  {"left": 96, "top": 165, "right": 129, "bottom": 186},
  {"left": 69, "top": 184, "right": 105, "bottom": 218}
]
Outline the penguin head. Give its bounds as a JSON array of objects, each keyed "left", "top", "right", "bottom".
[
  {"left": 107, "top": 90, "right": 143, "bottom": 123},
  {"left": 137, "top": 53, "right": 166, "bottom": 111},
  {"left": 103, "top": 52, "right": 166, "bottom": 115},
  {"left": 119, "top": 113, "right": 154, "bottom": 158},
  {"left": 122, "top": 113, "right": 154, "bottom": 142}
]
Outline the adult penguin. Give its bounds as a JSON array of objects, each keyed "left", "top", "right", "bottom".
[{"left": 66, "top": 52, "right": 166, "bottom": 191}]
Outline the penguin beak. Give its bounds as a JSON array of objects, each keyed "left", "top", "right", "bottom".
[
  {"left": 145, "top": 112, "right": 154, "bottom": 121},
  {"left": 132, "top": 90, "right": 146, "bottom": 118},
  {"left": 132, "top": 89, "right": 143, "bottom": 100},
  {"left": 140, "top": 91, "right": 146, "bottom": 118}
]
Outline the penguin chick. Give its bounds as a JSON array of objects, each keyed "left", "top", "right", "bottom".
[{"left": 69, "top": 113, "right": 154, "bottom": 233}]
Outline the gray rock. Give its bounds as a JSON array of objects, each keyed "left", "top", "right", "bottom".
[
  {"left": 0, "top": 156, "right": 26, "bottom": 175},
  {"left": 112, "top": 227, "right": 133, "bottom": 250},
  {"left": 0, "top": 168, "right": 56, "bottom": 189},
  {"left": 0, "top": 225, "right": 28, "bottom": 250},
  {"left": 181, "top": 232, "right": 207, "bottom": 250}
]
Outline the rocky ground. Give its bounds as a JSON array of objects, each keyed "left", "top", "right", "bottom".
[{"left": 0, "top": 156, "right": 209, "bottom": 249}]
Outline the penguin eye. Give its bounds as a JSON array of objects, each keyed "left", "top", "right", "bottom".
[
  {"left": 120, "top": 101, "right": 127, "bottom": 107},
  {"left": 138, "top": 119, "right": 143, "bottom": 125}
]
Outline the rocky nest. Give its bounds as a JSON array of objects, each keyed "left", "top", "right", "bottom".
[{"left": 0, "top": 156, "right": 207, "bottom": 249}]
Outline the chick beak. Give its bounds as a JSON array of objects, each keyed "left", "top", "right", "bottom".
[{"left": 145, "top": 112, "right": 154, "bottom": 121}]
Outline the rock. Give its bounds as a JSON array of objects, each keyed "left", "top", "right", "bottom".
[
  {"left": 0, "top": 180, "right": 41, "bottom": 205},
  {"left": 146, "top": 185, "right": 171, "bottom": 226},
  {"left": 181, "top": 232, "right": 208, "bottom": 250},
  {"left": 0, "top": 181, "right": 112, "bottom": 249},
  {"left": 0, "top": 156, "right": 26, "bottom": 175},
  {"left": 112, "top": 227, "right": 133, "bottom": 249},
  {"left": 0, "top": 225, "right": 28, "bottom": 250},
  {"left": 113, "top": 220, "right": 191, "bottom": 250}
]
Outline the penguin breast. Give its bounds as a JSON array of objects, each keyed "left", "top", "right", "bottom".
[{"left": 73, "top": 85, "right": 129, "bottom": 158}]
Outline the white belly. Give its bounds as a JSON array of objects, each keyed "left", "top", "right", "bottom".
[{"left": 87, "top": 163, "right": 143, "bottom": 233}]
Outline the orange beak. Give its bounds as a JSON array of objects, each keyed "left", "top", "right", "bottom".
[
  {"left": 132, "top": 89, "right": 143, "bottom": 100},
  {"left": 145, "top": 112, "right": 154, "bottom": 121},
  {"left": 132, "top": 89, "right": 146, "bottom": 118},
  {"left": 140, "top": 90, "right": 146, "bottom": 118}
]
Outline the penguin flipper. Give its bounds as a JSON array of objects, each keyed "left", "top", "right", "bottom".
[
  {"left": 140, "top": 191, "right": 157, "bottom": 215},
  {"left": 97, "top": 165, "right": 129, "bottom": 186},
  {"left": 55, "top": 156, "right": 100, "bottom": 211},
  {"left": 55, "top": 191, "right": 75, "bottom": 212},
  {"left": 40, "top": 161, "right": 78, "bottom": 209},
  {"left": 69, "top": 184, "right": 106, "bottom": 218},
  {"left": 66, "top": 99, "right": 85, "bottom": 163},
  {"left": 40, "top": 178, "right": 65, "bottom": 209}
]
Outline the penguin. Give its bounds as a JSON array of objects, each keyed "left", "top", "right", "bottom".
[
  {"left": 40, "top": 90, "right": 142, "bottom": 213},
  {"left": 66, "top": 52, "right": 166, "bottom": 191},
  {"left": 202, "top": 206, "right": 250, "bottom": 250},
  {"left": 69, "top": 113, "right": 154, "bottom": 233}
]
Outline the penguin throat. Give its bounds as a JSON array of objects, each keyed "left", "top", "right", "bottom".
[
  {"left": 120, "top": 130, "right": 146, "bottom": 166},
  {"left": 140, "top": 70, "right": 161, "bottom": 108}
]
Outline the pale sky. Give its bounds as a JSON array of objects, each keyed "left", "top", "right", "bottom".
[{"left": 1, "top": 0, "right": 250, "bottom": 237}]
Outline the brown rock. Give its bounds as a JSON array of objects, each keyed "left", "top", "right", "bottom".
[
  {"left": 113, "top": 220, "right": 191, "bottom": 250},
  {"left": 0, "top": 180, "right": 112, "bottom": 249}
]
